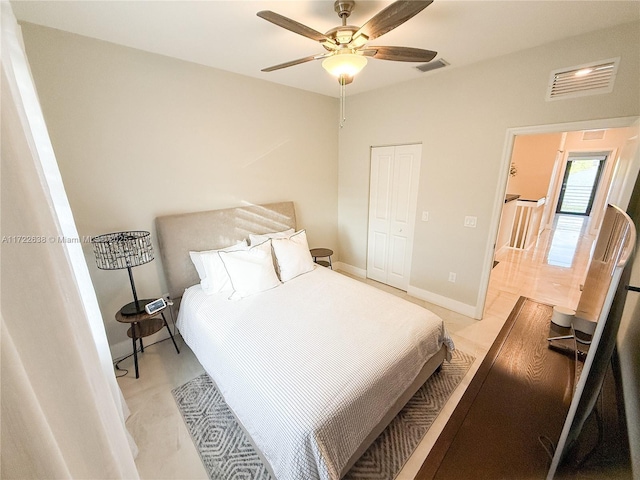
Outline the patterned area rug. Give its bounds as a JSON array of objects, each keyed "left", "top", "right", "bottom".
[{"left": 172, "top": 349, "right": 474, "bottom": 480}]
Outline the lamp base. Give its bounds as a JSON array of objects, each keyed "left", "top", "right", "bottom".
[{"left": 121, "top": 300, "right": 147, "bottom": 316}]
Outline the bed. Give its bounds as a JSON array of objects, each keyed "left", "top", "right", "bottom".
[{"left": 156, "top": 202, "right": 454, "bottom": 480}]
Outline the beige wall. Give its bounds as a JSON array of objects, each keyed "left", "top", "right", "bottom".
[
  {"left": 20, "top": 23, "right": 339, "bottom": 354},
  {"left": 507, "top": 133, "right": 562, "bottom": 201},
  {"left": 338, "top": 21, "right": 640, "bottom": 313}
]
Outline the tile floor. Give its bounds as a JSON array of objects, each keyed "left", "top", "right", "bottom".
[{"left": 117, "top": 214, "right": 595, "bottom": 479}]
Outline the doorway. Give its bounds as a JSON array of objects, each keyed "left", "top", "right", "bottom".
[
  {"left": 556, "top": 153, "right": 608, "bottom": 216},
  {"left": 367, "top": 144, "right": 421, "bottom": 291},
  {"left": 477, "top": 118, "right": 640, "bottom": 320}
]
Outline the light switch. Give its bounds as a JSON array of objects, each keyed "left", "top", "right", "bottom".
[
  {"left": 464, "top": 216, "right": 477, "bottom": 228},
  {"left": 422, "top": 211, "right": 429, "bottom": 222}
]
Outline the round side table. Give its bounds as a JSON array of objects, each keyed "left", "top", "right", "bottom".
[
  {"left": 115, "top": 299, "right": 180, "bottom": 378},
  {"left": 310, "top": 248, "right": 333, "bottom": 269}
]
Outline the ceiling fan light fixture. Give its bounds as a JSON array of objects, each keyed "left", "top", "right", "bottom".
[{"left": 322, "top": 52, "right": 367, "bottom": 79}]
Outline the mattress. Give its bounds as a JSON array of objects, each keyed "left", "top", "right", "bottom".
[{"left": 177, "top": 265, "right": 454, "bottom": 480}]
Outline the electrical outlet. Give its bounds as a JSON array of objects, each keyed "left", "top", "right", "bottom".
[
  {"left": 448, "top": 272, "right": 457, "bottom": 283},
  {"left": 162, "top": 292, "right": 173, "bottom": 306},
  {"left": 422, "top": 211, "right": 429, "bottom": 222},
  {"left": 464, "top": 216, "right": 477, "bottom": 228}
]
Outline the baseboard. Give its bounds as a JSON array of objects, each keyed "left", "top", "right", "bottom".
[
  {"left": 110, "top": 328, "right": 172, "bottom": 361},
  {"left": 407, "top": 285, "right": 480, "bottom": 319},
  {"left": 333, "top": 262, "right": 366, "bottom": 278},
  {"left": 335, "top": 263, "right": 480, "bottom": 319}
]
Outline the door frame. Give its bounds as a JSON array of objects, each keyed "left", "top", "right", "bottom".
[
  {"left": 476, "top": 116, "right": 639, "bottom": 319},
  {"left": 550, "top": 147, "right": 619, "bottom": 237}
]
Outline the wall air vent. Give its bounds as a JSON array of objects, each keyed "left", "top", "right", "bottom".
[
  {"left": 582, "top": 129, "right": 606, "bottom": 141},
  {"left": 546, "top": 58, "right": 619, "bottom": 101},
  {"left": 416, "top": 58, "right": 449, "bottom": 73}
]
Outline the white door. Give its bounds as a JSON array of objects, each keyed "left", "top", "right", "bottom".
[{"left": 367, "top": 144, "right": 422, "bottom": 290}]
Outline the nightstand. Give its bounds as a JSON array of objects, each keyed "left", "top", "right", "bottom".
[
  {"left": 115, "top": 299, "right": 180, "bottom": 378},
  {"left": 310, "top": 248, "right": 333, "bottom": 269}
]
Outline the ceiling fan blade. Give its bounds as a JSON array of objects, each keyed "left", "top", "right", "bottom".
[
  {"left": 361, "top": 46, "right": 437, "bottom": 62},
  {"left": 354, "top": 1, "right": 433, "bottom": 42},
  {"left": 257, "top": 10, "right": 335, "bottom": 45},
  {"left": 261, "top": 53, "right": 330, "bottom": 73}
]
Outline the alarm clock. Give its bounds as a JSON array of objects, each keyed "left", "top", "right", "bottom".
[{"left": 145, "top": 298, "right": 167, "bottom": 315}]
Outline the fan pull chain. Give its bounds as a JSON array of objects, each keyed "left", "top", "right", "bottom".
[{"left": 340, "top": 79, "right": 346, "bottom": 128}]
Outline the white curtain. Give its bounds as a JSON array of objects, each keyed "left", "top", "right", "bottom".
[{"left": 1, "top": 2, "right": 139, "bottom": 478}]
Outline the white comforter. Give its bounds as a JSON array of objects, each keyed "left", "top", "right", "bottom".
[{"left": 177, "top": 266, "right": 454, "bottom": 480}]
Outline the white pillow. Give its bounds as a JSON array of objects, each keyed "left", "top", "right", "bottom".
[
  {"left": 189, "top": 240, "right": 248, "bottom": 294},
  {"left": 249, "top": 228, "right": 295, "bottom": 246},
  {"left": 271, "top": 230, "right": 315, "bottom": 282},
  {"left": 219, "top": 240, "right": 281, "bottom": 299}
]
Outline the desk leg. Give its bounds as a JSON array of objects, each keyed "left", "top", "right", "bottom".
[
  {"left": 162, "top": 312, "right": 180, "bottom": 354},
  {"left": 328, "top": 256, "right": 333, "bottom": 270},
  {"left": 132, "top": 323, "right": 140, "bottom": 379}
]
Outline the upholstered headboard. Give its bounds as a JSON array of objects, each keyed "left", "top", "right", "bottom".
[{"left": 155, "top": 202, "right": 296, "bottom": 299}]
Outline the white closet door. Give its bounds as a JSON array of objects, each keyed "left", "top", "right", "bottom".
[{"left": 367, "top": 144, "right": 421, "bottom": 290}]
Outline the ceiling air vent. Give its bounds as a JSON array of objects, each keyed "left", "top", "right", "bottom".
[
  {"left": 546, "top": 58, "right": 619, "bottom": 101},
  {"left": 416, "top": 58, "right": 449, "bottom": 73}
]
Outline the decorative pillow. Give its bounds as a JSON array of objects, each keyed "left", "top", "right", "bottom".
[
  {"left": 189, "top": 240, "right": 248, "bottom": 294},
  {"left": 248, "top": 228, "right": 295, "bottom": 246},
  {"left": 271, "top": 230, "right": 315, "bottom": 282},
  {"left": 218, "top": 240, "right": 281, "bottom": 299}
]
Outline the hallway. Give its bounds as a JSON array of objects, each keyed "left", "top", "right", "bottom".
[{"left": 490, "top": 214, "right": 594, "bottom": 307}]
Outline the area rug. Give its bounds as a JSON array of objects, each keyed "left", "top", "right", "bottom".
[{"left": 172, "top": 349, "right": 474, "bottom": 480}]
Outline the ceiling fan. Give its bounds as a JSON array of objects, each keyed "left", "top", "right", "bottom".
[{"left": 257, "top": 0, "right": 437, "bottom": 85}]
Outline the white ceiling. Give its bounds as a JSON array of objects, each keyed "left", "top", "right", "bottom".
[{"left": 11, "top": 0, "right": 640, "bottom": 98}]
